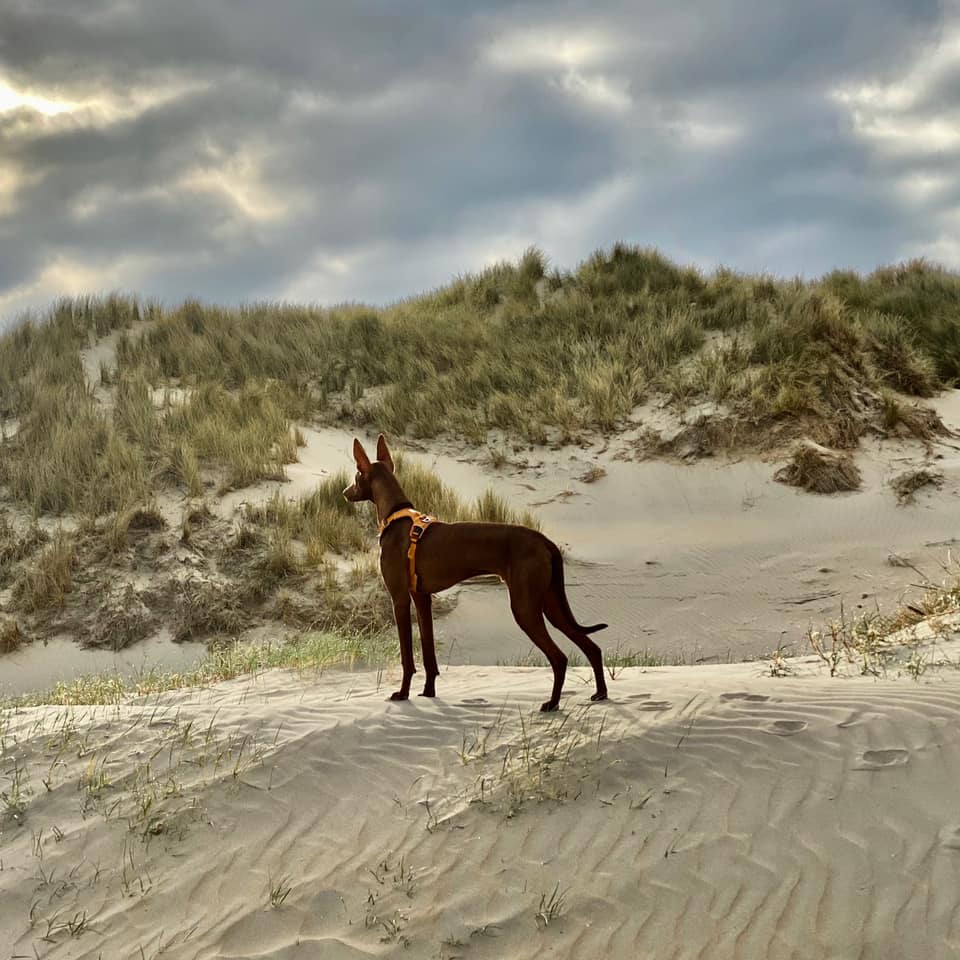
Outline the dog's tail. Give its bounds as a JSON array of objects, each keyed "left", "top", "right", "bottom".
[{"left": 548, "top": 543, "right": 608, "bottom": 635}]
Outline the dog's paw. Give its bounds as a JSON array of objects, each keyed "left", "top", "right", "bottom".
[
  {"left": 590, "top": 691, "right": 609, "bottom": 703},
  {"left": 539, "top": 700, "right": 560, "bottom": 712},
  {"left": 388, "top": 691, "right": 410, "bottom": 702}
]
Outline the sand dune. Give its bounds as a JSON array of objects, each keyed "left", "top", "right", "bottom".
[
  {"left": 5, "top": 387, "right": 959, "bottom": 697},
  {"left": 3, "top": 336, "right": 959, "bottom": 956},
  {"left": 4, "top": 659, "right": 960, "bottom": 959}
]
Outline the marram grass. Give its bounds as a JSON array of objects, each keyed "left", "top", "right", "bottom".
[
  {"left": 1, "top": 247, "right": 959, "bottom": 521},
  {"left": 4, "top": 630, "right": 397, "bottom": 707}
]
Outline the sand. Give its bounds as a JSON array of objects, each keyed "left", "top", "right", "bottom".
[
  {"left": 360, "top": 405, "right": 960, "bottom": 668},
  {"left": 5, "top": 404, "right": 960, "bottom": 696},
  {"left": 4, "top": 652, "right": 960, "bottom": 959},
  {"left": 10, "top": 329, "right": 960, "bottom": 696},
  {"left": 225, "top": 389, "right": 960, "bottom": 669},
  {"left": 4, "top": 337, "right": 960, "bottom": 956}
]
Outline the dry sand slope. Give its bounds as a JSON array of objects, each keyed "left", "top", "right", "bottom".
[{"left": 4, "top": 663, "right": 960, "bottom": 960}]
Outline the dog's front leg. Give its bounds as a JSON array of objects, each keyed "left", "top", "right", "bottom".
[
  {"left": 390, "top": 594, "right": 415, "bottom": 701},
  {"left": 413, "top": 592, "right": 439, "bottom": 697}
]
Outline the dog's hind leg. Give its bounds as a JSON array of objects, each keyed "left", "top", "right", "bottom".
[
  {"left": 509, "top": 597, "right": 567, "bottom": 711},
  {"left": 390, "top": 595, "right": 416, "bottom": 701},
  {"left": 413, "top": 591, "right": 439, "bottom": 697},
  {"left": 544, "top": 593, "right": 608, "bottom": 703}
]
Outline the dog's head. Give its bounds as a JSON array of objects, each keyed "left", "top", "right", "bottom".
[{"left": 343, "top": 434, "right": 394, "bottom": 502}]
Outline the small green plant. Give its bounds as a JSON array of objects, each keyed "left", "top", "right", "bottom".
[
  {"left": 905, "top": 650, "right": 928, "bottom": 681},
  {"left": 1, "top": 756, "right": 30, "bottom": 822},
  {"left": 63, "top": 910, "right": 92, "bottom": 938},
  {"left": 535, "top": 883, "right": 568, "bottom": 928},
  {"left": 881, "top": 391, "right": 903, "bottom": 432},
  {"left": 377, "top": 913, "right": 409, "bottom": 946},
  {"left": 807, "top": 621, "right": 847, "bottom": 677},
  {"left": 84, "top": 756, "right": 111, "bottom": 792},
  {"left": 768, "top": 644, "right": 792, "bottom": 678},
  {"left": 269, "top": 875, "right": 293, "bottom": 909},
  {"left": 605, "top": 642, "right": 666, "bottom": 677}
]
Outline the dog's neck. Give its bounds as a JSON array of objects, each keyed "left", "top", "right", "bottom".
[{"left": 370, "top": 473, "right": 414, "bottom": 527}]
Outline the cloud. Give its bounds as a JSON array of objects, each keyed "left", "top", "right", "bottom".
[{"left": 0, "top": 0, "right": 957, "bottom": 325}]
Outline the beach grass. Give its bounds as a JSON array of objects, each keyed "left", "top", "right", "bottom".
[
  {"left": 1, "top": 248, "right": 957, "bottom": 524},
  {"left": 3, "top": 630, "right": 398, "bottom": 708}
]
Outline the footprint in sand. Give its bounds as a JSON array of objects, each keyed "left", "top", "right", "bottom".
[
  {"left": 626, "top": 693, "right": 652, "bottom": 701},
  {"left": 720, "top": 692, "right": 770, "bottom": 702},
  {"left": 767, "top": 719, "right": 808, "bottom": 736},
  {"left": 855, "top": 748, "right": 910, "bottom": 770},
  {"left": 459, "top": 698, "right": 489, "bottom": 705},
  {"left": 938, "top": 825, "right": 960, "bottom": 850},
  {"left": 638, "top": 700, "right": 672, "bottom": 711}
]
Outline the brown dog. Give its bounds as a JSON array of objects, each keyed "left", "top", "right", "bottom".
[{"left": 343, "top": 434, "right": 608, "bottom": 711}]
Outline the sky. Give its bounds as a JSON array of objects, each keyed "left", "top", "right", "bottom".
[{"left": 0, "top": 0, "right": 958, "bottom": 326}]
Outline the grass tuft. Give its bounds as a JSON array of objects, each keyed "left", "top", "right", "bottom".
[
  {"left": 0, "top": 616, "right": 24, "bottom": 653},
  {"left": 773, "top": 440, "right": 862, "bottom": 494},
  {"left": 890, "top": 468, "right": 944, "bottom": 504},
  {"left": 12, "top": 531, "right": 78, "bottom": 611}
]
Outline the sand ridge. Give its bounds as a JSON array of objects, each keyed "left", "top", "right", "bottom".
[{"left": 3, "top": 663, "right": 960, "bottom": 959}]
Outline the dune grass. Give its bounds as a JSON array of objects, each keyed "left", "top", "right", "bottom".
[
  {"left": 0, "top": 514, "right": 48, "bottom": 587},
  {"left": 803, "top": 566, "right": 960, "bottom": 679},
  {"left": 0, "top": 616, "right": 24, "bottom": 653},
  {"left": 240, "top": 455, "right": 539, "bottom": 576},
  {"left": 773, "top": 441, "right": 862, "bottom": 494},
  {"left": 0, "top": 244, "right": 956, "bottom": 680},
  {"left": 0, "top": 247, "right": 957, "bottom": 526},
  {"left": 392, "top": 454, "right": 540, "bottom": 527},
  {"left": 4, "top": 630, "right": 398, "bottom": 708},
  {"left": 11, "top": 530, "right": 78, "bottom": 612},
  {"left": 105, "top": 249, "right": 960, "bottom": 447},
  {"left": 890, "top": 468, "right": 944, "bottom": 504}
]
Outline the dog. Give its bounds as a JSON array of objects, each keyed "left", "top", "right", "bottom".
[{"left": 343, "top": 434, "right": 608, "bottom": 711}]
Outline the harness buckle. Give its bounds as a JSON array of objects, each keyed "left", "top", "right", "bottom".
[{"left": 409, "top": 516, "right": 433, "bottom": 542}]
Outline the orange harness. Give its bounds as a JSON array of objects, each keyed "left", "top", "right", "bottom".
[{"left": 378, "top": 508, "right": 437, "bottom": 593}]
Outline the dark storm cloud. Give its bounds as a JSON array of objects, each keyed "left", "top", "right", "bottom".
[
  {"left": 630, "top": 0, "right": 942, "bottom": 92},
  {"left": 0, "top": 1, "right": 479, "bottom": 94},
  {"left": 0, "top": 0, "right": 957, "bottom": 322}
]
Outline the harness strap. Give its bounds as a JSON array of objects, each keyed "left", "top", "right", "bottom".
[{"left": 379, "top": 507, "right": 437, "bottom": 593}]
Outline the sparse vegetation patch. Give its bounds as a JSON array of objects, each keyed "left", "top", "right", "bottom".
[
  {"left": 891, "top": 468, "right": 945, "bottom": 504},
  {"left": 773, "top": 440, "right": 862, "bottom": 494}
]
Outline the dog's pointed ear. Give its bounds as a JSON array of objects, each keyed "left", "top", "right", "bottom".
[
  {"left": 353, "top": 438, "right": 372, "bottom": 473},
  {"left": 376, "top": 434, "right": 394, "bottom": 472}
]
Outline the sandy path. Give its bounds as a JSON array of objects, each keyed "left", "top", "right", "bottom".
[{"left": 3, "top": 662, "right": 960, "bottom": 958}]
